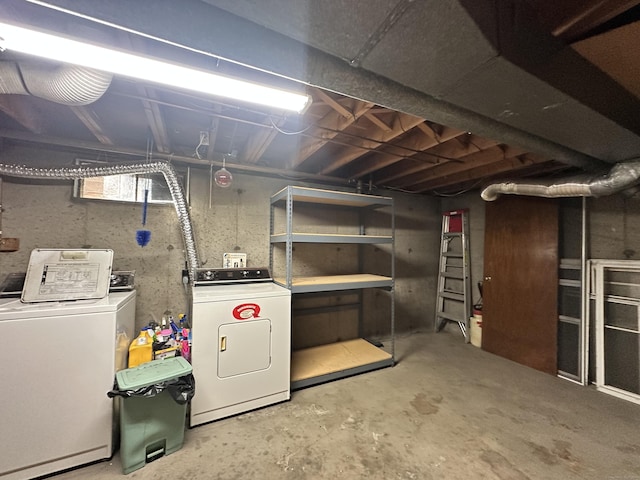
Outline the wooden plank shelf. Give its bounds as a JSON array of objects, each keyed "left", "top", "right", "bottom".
[
  {"left": 271, "top": 232, "right": 392, "bottom": 244},
  {"left": 274, "top": 274, "right": 393, "bottom": 293},
  {"left": 291, "top": 338, "right": 393, "bottom": 389}
]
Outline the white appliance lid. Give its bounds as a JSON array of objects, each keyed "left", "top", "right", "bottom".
[
  {"left": 21, "top": 249, "right": 113, "bottom": 303},
  {"left": 192, "top": 281, "right": 291, "bottom": 302},
  {"left": 0, "top": 290, "right": 135, "bottom": 319}
]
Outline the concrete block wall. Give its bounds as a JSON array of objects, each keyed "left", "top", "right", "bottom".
[
  {"left": 589, "top": 195, "right": 640, "bottom": 260},
  {"left": 0, "top": 144, "right": 441, "bottom": 343}
]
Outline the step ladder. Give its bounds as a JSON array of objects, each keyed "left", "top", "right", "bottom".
[{"left": 435, "top": 209, "right": 471, "bottom": 342}]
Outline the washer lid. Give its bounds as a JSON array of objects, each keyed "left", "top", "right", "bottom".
[
  {"left": 0, "top": 290, "right": 135, "bottom": 319},
  {"left": 21, "top": 249, "right": 113, "bottom": 303}
]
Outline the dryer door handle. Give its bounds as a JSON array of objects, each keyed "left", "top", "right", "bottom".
[{"left": 220, "top": 336, "right": 227, "bottom": 352}]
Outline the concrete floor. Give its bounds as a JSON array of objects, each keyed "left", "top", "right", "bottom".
[{"left": 54, "top": 331, "right": 640, "bottom": 480}]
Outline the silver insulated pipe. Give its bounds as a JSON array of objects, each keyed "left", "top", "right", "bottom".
[
  {"left": 0, "top": 61, "right": 112, "bottom": 106},
  {"left": 0, "top": 161, "right": 200, "bottom": 286},
  {"left": 481, "top": 160, "right": 640, "bottom": 201}
]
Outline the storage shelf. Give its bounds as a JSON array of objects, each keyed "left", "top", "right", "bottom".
[
  {"left": 274, "top": 274, "right": 393, "bottom": 293},
  {"left": 271, "top": 186, "right": 392, "bottom": 209},
  {"left": 269, "top": 185, "right": 395, "bottom": 389},
  {"left": 271, "top": 232, "right": 392, "bottom": 244},
  {"left": 291, "top": 339, "right": 393, "bottom": 389}
]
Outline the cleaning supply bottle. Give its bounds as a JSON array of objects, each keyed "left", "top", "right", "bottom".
[
  {"left": 179, "top": 313, "right": 190, "bottom": 329},
  {"left": 128, "top": 328, "right": 153, "bottom": 368}
]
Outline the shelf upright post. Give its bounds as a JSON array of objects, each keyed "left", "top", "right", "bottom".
[
  {"left": 357, "top": 208, "right": 365, "bottom": 339},
  {"left": 391, "top": 200, "right": 395, "bottom": 363},
  {"left": 285, "top": 186, "right": 294, "bottom": 289},
  {"left": 269, "top": 197, "right": 275, "bottom": 276}
]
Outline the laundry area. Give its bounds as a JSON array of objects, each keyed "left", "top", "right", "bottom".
[{"left": 1, "top": 1, "right": 640, "bottom": 479}]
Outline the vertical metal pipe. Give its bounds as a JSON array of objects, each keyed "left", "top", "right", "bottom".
[{"left": 580, "top": 196, "right": 589, "bottom": 385}]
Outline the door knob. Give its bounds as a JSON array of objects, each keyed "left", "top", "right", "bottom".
[{"left": 484, "top": 276, "right": 492, "bottom": 281}]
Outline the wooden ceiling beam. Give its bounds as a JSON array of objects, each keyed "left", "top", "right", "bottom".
[
  {"left": 242, "top": 115, "right": 285, "bottom": 164},
  {"left": 415, "top": 122, "right": 438, "bottom": 139},
  {"left": 123, "top": 33, "right": 171, "bottom": 153},
  {"left": 488, "top": 161, "right": 572, "bottom": 181},
  {"left": 292, "top": 98, "right": 374, "bottom": 168},
  {"left": 394, "top": 145, "right": 526, "bottom": 187},
  {"left": 352, "top": 127, "right": 466, "bottom": 180},
  {"left": 313, "top": 89, "right": 353, "bottom": 118},
  {"left": 429, "top": 134, "right": 498, "bottom": 159},
  {"left": 70, "top": 106, "right": 115, "bottom": 145},
  {"left": 367, "top": 107, "right": 392, "bottom": 114},
  {"left": 372, "top": 130, "right": 472, "bottom": 184},
  {"left": 137, "top": 87, "right": 171, "bottom": 153},
  {"left": 318, "top": 112, "right": 424, "bottom": 175},
  {"left": 205, "top": 108, "right": 221, "bottom": 160},
  {"left": 411, "top": 153, "right": 550, "bottom": 193},
  {"left": 429, "top": 161, "right": 572, "bottom": 195},
  {"left": 363, "top": 112, "right": 392, "bottom": 132},
  {"left": 529, "top": 0, "right": 640, "bottom": 42},
  {"left": 424, "top": 161, "right": 570, "bottom": 196},
  {"left": 0, "top": 96, "right": 45, "bottom": 134}
]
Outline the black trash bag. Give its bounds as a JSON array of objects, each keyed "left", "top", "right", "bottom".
[{"left": 107, "top": 373, "right": 195, "bottom": 405}]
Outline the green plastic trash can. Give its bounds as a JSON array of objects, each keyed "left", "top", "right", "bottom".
[{"left": 112, "top": 357, "right": 194, "bottom": 474}]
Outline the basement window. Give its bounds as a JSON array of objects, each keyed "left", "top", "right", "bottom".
[{"left": 73, "top": 159, "right": 181, "bottom": 204}]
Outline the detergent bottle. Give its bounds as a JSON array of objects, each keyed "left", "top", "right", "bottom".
[{"left": 128, "top": 328, "right": 153, "bottom": 368}]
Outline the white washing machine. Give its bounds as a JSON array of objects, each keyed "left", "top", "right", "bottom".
[
  {"left": 0, "top": 290, "right": 136, "bottom": 480},
  {"left": 190, "top": 268, "right": 291, "bottom": 426}
]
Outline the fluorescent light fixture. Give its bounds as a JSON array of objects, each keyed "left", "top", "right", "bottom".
[{"left": 0, "top": 22, "right": 311, "bottom": 113}]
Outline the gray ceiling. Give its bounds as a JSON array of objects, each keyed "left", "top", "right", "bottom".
[{"left": 1, "top": 0, "right": 640, "bottom": 194}]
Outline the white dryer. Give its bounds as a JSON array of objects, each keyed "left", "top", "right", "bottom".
[{"left": 190, "top": 268, "right": 291, "bottom": 426}]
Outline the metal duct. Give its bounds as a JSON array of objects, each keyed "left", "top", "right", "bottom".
[
  {"left": 0, "top": 61, "right": 111, "bottom": 105},
  {"left": 0, "top": 161, "right": 200, "bottom": 285},
  {"left": 481, "top": 160, "right": 640, "bottom": 201}
]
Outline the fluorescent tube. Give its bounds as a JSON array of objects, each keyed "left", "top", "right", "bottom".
[{"left": 0, "top": 22, "right": 311, "bottom": 113}]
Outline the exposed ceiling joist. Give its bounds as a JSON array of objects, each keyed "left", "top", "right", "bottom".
[
  {"left": 293, "top": 98, "right": 374, "bottom": 168},
  {"left": 318, "top": 112, "right": 425, "bottom": 175},
  {"left": 415, "top": 154, "right": 552, "bottom": 193},
  {"left": 372, "top": 129, "right": 468, "bottom": 183},
  {"left": 0, "top": 96, "right": 45, "bottom": 134},
  {"left": 69, "top": 106, "right": 114, "bottom": 145},
  {"left": 1, "top": 0, "right": 638, "bottom": 197},
  {"left": 405, "top": 144, "right": 530, "bottom": 190}
]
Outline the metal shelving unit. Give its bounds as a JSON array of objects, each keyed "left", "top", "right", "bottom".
[{"left": 270, "top": 186, "right": 395, "bottom": 390}]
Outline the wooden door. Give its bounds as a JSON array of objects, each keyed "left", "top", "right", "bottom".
[{"left": 483, "top": 196, "right": 558, "bottom": 374}]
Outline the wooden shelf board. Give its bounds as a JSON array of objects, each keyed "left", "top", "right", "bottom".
[
  {"left": 291, "top": 338, "right": 392, "bottom": 382},
  {"left": 276, "top": 273, "right": 391, "bottom": 286},
  {"left": 271, "top": 233, "right": 392, "bottom": 244},
  {"left": 271, "top": 186, "right": 392, "bottom": 208}
]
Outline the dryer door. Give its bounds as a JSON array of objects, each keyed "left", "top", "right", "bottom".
[{"left": 218, "top": 319, "right": 271, "bottom": 378}]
